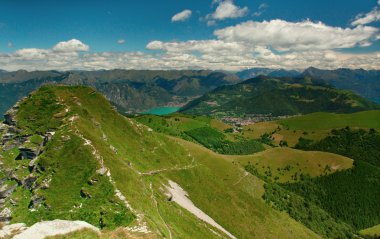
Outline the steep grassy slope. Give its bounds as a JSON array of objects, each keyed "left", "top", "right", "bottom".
[
  {"left": 0, "top": 87, "right": 135, "bottom": 229},
  {"left": 0, "top": 86, "right": 320, "bottom": 239},
  {"left": 47, "top": 228, "right": 157, "bottom": 239},
  {"left": 180, "top": 76, "right": 380, "bottom": 117},
  {"left": 165, "top": 138, "right": 321, "bottom": 239}
]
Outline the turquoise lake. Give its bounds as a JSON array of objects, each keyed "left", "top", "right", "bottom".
[{"left": 143, "top": 107, "right": 181, "bottom": 115}]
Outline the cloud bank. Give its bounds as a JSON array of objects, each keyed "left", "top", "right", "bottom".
[
  {"left": 215, "top": 19, "right": 378, "bottom": 51},
  {"left": 1, "top": 17, "right": 379, "bottom": 71}
]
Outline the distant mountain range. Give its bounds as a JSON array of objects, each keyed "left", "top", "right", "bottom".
[
  {"left": 302, "top": 67, "right": 380, "bottom": 100},
  {"left": 0, "top": 69, "right": 239, "bottom": 116},
  {"left": 237, "top": 67, "right": 380, "bottom": 102},
  {"left": 180, "top": 76, "right": 380, "bottom": 117},
  {"left": 1, "top": 67, "right": 380, "bottom": 117},
  {"left": 0, "top": 69, "right": 8, "bottom": 76},
  {"left": 236, "top": 68, "right": 300, "bottom": 79}
]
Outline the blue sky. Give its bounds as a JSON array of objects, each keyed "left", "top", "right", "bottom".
[{"left": 0, "top": 0, "right": 379, "bottom": 70}]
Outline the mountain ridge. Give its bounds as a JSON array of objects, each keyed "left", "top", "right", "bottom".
[
  {"left": 0, "top": 70, "right": 240, "bottom": 117},
  {"left": 180, "top": 76, "right": 380, "bottom": 117},
  {"left": 237, "top": 67, "right": 380, "bottom": 101}
]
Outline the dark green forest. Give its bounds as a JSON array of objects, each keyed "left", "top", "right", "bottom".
[
  {"left": 296, "top": 127, "right": 380, "bottom": 166},
  {"left": 185, "top": 126, "right": 264, "bottom": 155},
  {"left": 247, "top": 128, "right": 380, "bottom": 238}
]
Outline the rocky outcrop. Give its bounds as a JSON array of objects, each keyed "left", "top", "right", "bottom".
[
  {"left": 18, "top": 147, "right": 40, "bottom": 160},
  {"left": 0, "top": 124, "right": 7, "bottom": 134},
  {"left": 3, "top": 103, "right": 20, "bottom": 126},
  {"left": 0, "top": 184, "right": 17, "bottom": 200},
  {"left": 80, "top": 188, "right": 92, "bottom": 198},
  {"left": 0, "top": 223, "right": 27, "bottom": 238},
  {"left": 43, "top": 132, "right": 55, "bottom": 146},
  {"left": 0, "top": 100, "right": 57, "bottom": 222},
  {"left": 22, "top": 175, "right": 38, "bottom": 190},
  {"left": 28, "top": 194, "right": 45, "bottom": 209},
  {"left": 0, "top": 207, "right": 12, "bottom": 222},
  {"left": 0, "top": 220, "right": 100, "bottom": 239}
]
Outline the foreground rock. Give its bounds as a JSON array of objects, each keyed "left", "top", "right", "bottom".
[
  {"left": 0, "top": 223, "right": 27, "bottom": 238},
  {"left": 12, "top": 220, "right": 100, "bottom": 239}
]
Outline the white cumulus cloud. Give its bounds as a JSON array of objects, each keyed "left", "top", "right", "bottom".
[
  {"left": 214, "top": 19, "right": 379, "bottom": 51},
  {"left": 52, "top": 39, "right": 89, "bottom": 52},
  {"left": 207, "top": 0, "right": 248, "bottom": 20},
  {"left": 171, "top": 10, "right": 192, "bottom": 22}
]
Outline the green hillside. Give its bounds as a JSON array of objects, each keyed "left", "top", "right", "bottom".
[
  {"left": 135, "top": 114, "right": 264, "bottom": 155},
  {"left": 0, "top": 86, "right": 322, "bottom": 239},
  {"left": 235, "top": 147, "right": 353, "bottom": 183},
  {"left": 279, "top": 110, "right": 380, "bottom": 130},
  {"left": 288, "top": 128, "right": 380, "bottom": 230},
  {"left": 360, "top": 224, "right": 380, "bottom": 238},
  {"left": 238, "top": 110, "right": 380, "bottom": 147},
  {"left": 239, "top": 127, "right": 380, "bottom": 238},
  {"left": 180, "top": 76, "right": 380, "bottom": 117}
]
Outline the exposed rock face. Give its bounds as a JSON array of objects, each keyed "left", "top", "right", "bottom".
[
  {"left": 0, "top": 124, "right": 7, "bottom": 133},
  {"left": 1, "top": 133, "right": 14, "bottom": 145},
  {"left": 4, "top": 105, "right": 19, "bottom": 126},
  {"left": 0, "top": 207, "right": 12, "bottom": 222},
  {"left": 80, "top": 188, "right": 92, "bottom": 198},
  {"left": 28, "top": 158, "right": 38, "bottom": 171},
  {"left": 0, "top": 100, "right": 57, "bottom": 222},
  {"left": 28, "top": 194, "right": 45, "bottom": 209},
  {"left": 4, "top": 113, "right": 16, "bottom": 126},
  {"left": 43, "top": 132, "right": 55, "bottom": 146},
  {"left": 19, "top": 147, "right": 40, "bottom": 160},
  {"left": 0, "top": 184, "right": 17, "bottom": 200},
  {"left": 22, "top": 175, "right": 38, "bottom": 190}
]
